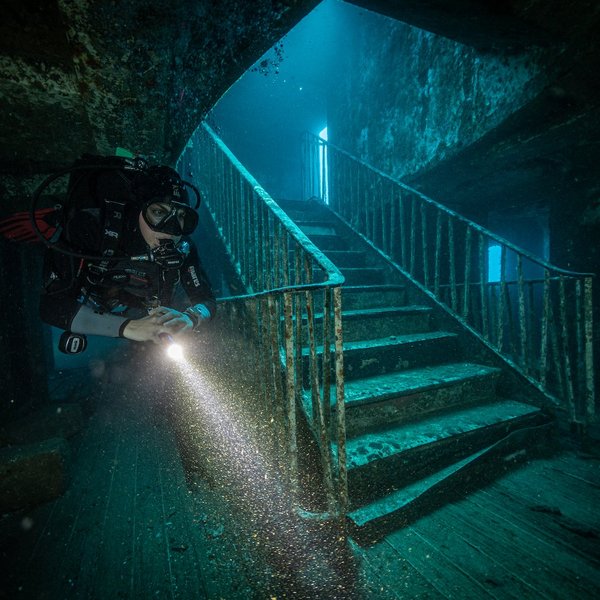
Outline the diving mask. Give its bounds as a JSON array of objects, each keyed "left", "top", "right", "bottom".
[{"left": 142, "top": 200, "right": 199, "bottom": 236}]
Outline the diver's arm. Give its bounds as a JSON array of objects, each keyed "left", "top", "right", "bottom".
[
  {"left": 39, "top": 292, "right": 85, "bottom": 332},
  {"left": 40, "top": 293, "right": 132, "bottom": 338},
  {"left": 71, "top": 304, "right": 174, "bottom": 342},
  {"left": 69, "top": 304, "right": 131, "bottom": 338}
]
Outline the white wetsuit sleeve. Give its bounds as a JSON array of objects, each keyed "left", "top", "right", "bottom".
[{"left": 70, "top": 304, "right": 130, "bottom": 338}]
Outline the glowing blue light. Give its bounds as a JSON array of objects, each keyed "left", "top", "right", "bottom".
[
  {"left": 488, "top": 244, "right": 501, "bottom": 282},
  {"left": 319, "top": 126, "right": 329, "bottom": 203}
]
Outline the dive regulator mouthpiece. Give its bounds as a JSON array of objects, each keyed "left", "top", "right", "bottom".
[{"left": 130, "top": 240, "right": 185, "bottom": 269}]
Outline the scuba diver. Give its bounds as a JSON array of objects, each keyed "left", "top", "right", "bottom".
[{"left": 35, "top": 157, "right": 216, "bottom": 353}]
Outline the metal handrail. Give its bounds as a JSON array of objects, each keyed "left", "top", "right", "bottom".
[
  {"left": 177, "top": 123, "right": 348, "bottom": 517},
  {"left": 303, "top": 131, "right": 596, "bottom": 427}
]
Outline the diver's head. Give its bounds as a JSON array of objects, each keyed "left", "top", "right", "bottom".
[{"left": 134, "top": 165, "right": 199, "bottom": 248}]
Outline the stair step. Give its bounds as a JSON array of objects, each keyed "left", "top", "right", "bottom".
[
  {"left": 277, "top": 200, "right": 329, "bottom": 221},
  {"left": 339, "top": 267, "right": 386, "bottom": 285},
  {"left": 346, "top": 399, "right": 546, "bottom": 505},
  {"left": 338, "top": 306, "right": 432, "bottom": 341},
  {"left": 341, "top": 285, "right": 406, "bottom": 310},
  {"left": 291, "top": 267, "right": 385, "bottom": 286},
  {"left": 293, "top": 305, "right": 432, "bottom": 343},
  {"left": 310, "top": 285, "right": 407, "bottom": 311},
  {"left": 347, "top": 419, "right": 554, "bottom": 544},
  {"left": 341, "top": 362, "right": 502, "bottom": 436},
  {"left": 323, "top": 250, "right": 367, "bottom": 268},
  {"left": 298, "top": 222, "right": 337, "bottom": 236},
  {"left": 290, "top": 249, "right": 368, "bottom": 269},
  {"left": 303, "top": 232, "right": 348, "bottom": 251},
  {"left": 301, "top": 331, "right": 459, "bottom": 384},
  {"left": 344, "top": 331, "right": 459, "bottom": 379}
]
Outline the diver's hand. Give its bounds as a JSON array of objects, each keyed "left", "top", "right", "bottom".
[
  {"left": 152, "top": 306, "right": 194, "bottom": 335},
  {"left": 121, "top": 313, "right": 171, "bottom": 343}
]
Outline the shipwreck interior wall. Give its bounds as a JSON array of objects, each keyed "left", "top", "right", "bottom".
[{"left": 326, "top": 1, "right": 600, "bottom": 278}]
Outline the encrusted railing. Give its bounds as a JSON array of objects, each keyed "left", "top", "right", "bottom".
[
  {"left": 303, "top": 132, "right": 596, "bottom": 427},
  {"left": 177, "top": 123, "right": 347, "bottom": 516}
]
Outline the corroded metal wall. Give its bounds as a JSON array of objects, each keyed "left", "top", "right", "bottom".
[{"left": 0, "top": 0, "right": 319, "bottom": 183}]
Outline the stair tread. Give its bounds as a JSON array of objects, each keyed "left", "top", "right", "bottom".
[
  {"left": 345, "top": 399, "right": 541, "bottom": 470},
  {"left": 347, "top": 415, "right": 551, "bottom": 530},
  {"left": 341, "top": 285, "right": 405, "bottom": 292},
  {"left": 343, "top": 330, "right": 457, "bottom": 351},
  {"left": 299, "top": 224, "right": 337, "bottom": 235},
  {"left": 301, "top": 330, "right": 457, "bottom": 356},
  {"left": 339, "top": 305, "right": 432, "bottom": 319},
  {"left": 347, "top": 446, "right": 490, "bottom": 528},
  {"left": 343, "top": 362, "right": 501, "bottom": 406},
  {"left": 340, "top": 267, "right": 384, "bottom": 272},
  {"left": 306, "top": 304, "right": 431, "bottom": 322}
]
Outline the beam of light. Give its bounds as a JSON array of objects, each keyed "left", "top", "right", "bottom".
[
  {"left": 172, "top": 358, "right": 353, "bottom": 596},
  {"left": 176, "top": 360, "right": 278, "bottom": 489}
]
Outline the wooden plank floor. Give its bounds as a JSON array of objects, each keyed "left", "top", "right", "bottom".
[
  {"left": 2, "top": 376, "right": 599, "bottom": 598},
  {"left": 0, "top": 381, "right": 269, "bottom": 599},
  {"left": 354, "top": 450, "right": 600, "bottom": 599}
]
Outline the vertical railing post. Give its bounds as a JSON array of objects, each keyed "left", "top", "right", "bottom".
[
  {"left": 399, "top": 191, "right": 406, "bottom": 269},
  {"left": 283, "top": 291, "right": 299, "bottom": 499},
  {"left": 333, "top": 286, "right": 347, "bottom": 514},
  {"left": 448, "top": 216, "right": 457, "bottom": 312},
  {"left": 434, "top": 210, "right": 442, "bottom": 297},
  {"left": 463, "top": 227, "right": 472, "bottom": 320},
  {"left": 559, "top": 276, "right": 576, "bottom": 419},
  {"left": 409, "top": 196, "right": 416, "bottom": 276},
  {"left": 583, "top": 277, "right": 595, "bottom": 424},
  {"left": 517, "top": 255, "right": 527, "bottom": 373},
  {"left": 421, "top": 203, "right": 429, "bottom": 288},
  {"left": 479, "top": 233, "right": 488, "bottom": 340}
]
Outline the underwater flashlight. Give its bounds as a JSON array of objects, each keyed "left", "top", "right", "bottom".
[{"left": 159, "top": 333, "right": 184, "bottom": 361}]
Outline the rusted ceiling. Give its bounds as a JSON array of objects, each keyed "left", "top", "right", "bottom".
[{"left": 0, "top": 0, "right": 319, "bottom": 181}]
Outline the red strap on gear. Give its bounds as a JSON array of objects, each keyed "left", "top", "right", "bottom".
[{"left": 0, "top": 208, "right": 59, "bottom": 242}]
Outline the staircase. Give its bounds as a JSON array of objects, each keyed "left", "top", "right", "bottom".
[{"left": 279, "top": 198, "right": 553, "bottom": 544}]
